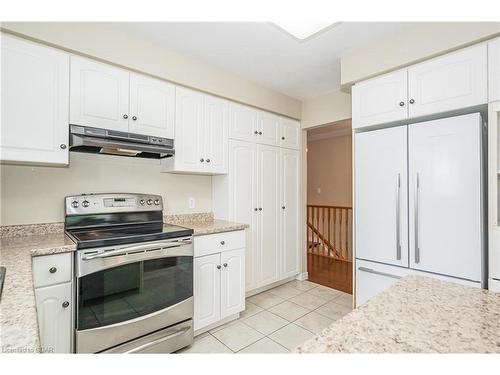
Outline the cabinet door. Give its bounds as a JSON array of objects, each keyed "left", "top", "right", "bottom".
[
  {"left": 173, "top": 87, "right": 205, "bottom": 172},
  {"left": 408, "top": 44, "right": 487, "bottom": 118},
  {"left": 70, "top": 56, "right": 129, "bottom": 132},
  {"left": 35, "top": 282, "right": 72, "bottom": 353},
  {"left": 205, "top": 95, "right": 229, "bottom": 174},
  {"left": 489, "top": 38, "right": 500, "bottom": 103},
  {"left": 280, "top": 148, "right": 301, "bottom": 279},
  {"left": 408, "top": 113, "right": 482, "bottom": 282},
  {"left": 228, "top": 140, "right": 259, "bottom": 291},
  {"left": 352, "top": 69, "right": 408, "bottom": 129},
  {"left": 129, "top": 73, "right": 175, "bottom": 138},
  {"left": 354, "top": 126, "right": 409, "bottom": 267},
  {"left": 194, "top": 254, "right": 221, "bottom": 331},
  {"left": 280, "top": 118, "right": 301, "bottom": 150},
  {"left": 257, "top": 144, "right": 281, "bottom": 286},
  {"left": 220, "top": 249, "right": 245, "bottom": 318},
  {"left": 257, "top": 111, "right": 281, "bottom": 146},
  {"left": 229, "top": 103, "right": 258, "bottom": 142},
  {"left": 1, "top": 34, "right": 69, "bottom": 165}
]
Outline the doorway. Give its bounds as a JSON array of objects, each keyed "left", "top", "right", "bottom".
[{"left": 306, "top": 119, "right": 353, "bottom": 294}]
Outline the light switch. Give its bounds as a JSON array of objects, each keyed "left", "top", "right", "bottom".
[{"left": 188, "top": 197, "right": 196, "bottom": 209}]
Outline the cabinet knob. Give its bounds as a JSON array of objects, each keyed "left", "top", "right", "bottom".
[
  {"left": 220, "top": 240, "right": 225, "bottom": 245},
  {"left": 254, "top": 208, "right": 258, "bottom": 211},
  {"left": 49, "top": 267, "right": 57, "bottom": 274},
  {"left": 60, "top": 144, "right": 67, "bottom": 150},
  {"left": 206, "top": 158, "right": 210, "bottom": 163},
  {"left": 217, "top": 265, "right": 221, "bottom": 270},
  {"left": 223, "top": 263, "right": 228, "bottom": 268},
  {"left": 254, "top": 131, "right": 259, "bottom": 135},
  {"left": 282, "top": 206, "right": 286, "bottom": 210},
  {"left": 200, "top": 158, "right": 204, "bottom": 162},
  {"left": 62, "top": 301, "right": 69, "bottom": 308},
  {"left": 259, "top": 207, "right": 262, "bottom": 211},
  {"left": 409, "top": 99, "right": 415, "bottom": 104},
  {"left": 281, "top": 136, "right": 285, "bottom": 140},
  {"left": 132, "top": 116, "right": 137, "bottom": 121},
  {"left": 399, "top": 101, "right": 405, "bottom": 107},
  {"left": 123, "top": 114, "right": 129, "bottom": 119},
  {"left": 258, "top": 131, "right": 262, "bottom": 135}
]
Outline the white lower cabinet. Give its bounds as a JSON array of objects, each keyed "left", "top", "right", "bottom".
[
  {"left": 193, "top": 231, "right": 245, "bottom": 332},
  {"left": 32, "top": 253, "right": 73, "bottom": 353}
]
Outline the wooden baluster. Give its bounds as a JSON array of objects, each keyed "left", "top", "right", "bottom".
[{"left": 327, "top": 207, "right": 331, "bottom": 258}]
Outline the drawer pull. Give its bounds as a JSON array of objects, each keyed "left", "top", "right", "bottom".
[
  {"left": 217, "top": 265, "right": 221, "bottom": 270},
  {"left": 49, "top": 267, "right": 57, "bottom": 274},
  {"left": 223, "top": 263, "right": 228, "bottom": 268},
  {"left": 220, "top": 241, "right": 225, "bottom": 245},
  {"left": 62, "top": 301, "right": 69, "bottom": 308},
  {"left": 358, "top": 267, "right": 401, "bottom": 280}
]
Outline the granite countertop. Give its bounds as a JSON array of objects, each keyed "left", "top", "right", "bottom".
[
  {"left": 296, "top": 275, "right": 500, "bottom": 353},
  {"left": 0, "top": 232, "right": 76, "bottom": 352},
  {"left": 164, "top": 212, "right": 249, "bottom": 236}
]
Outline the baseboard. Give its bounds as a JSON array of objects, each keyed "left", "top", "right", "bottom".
[
  {"left": 245, "top": 275, "right": 298, "bottom": 298},
  {"left": 296, "top": 272, "right": 308, "bottom": 281},
  {"left": 489, "top": 278, "right": 500, "bottom": 292}
]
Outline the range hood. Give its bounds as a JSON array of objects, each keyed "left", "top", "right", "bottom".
[{"left": 69, "top": 125, "right": 175, "bottom": 159}]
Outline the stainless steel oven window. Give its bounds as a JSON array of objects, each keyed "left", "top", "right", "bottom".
[{"left": 77, "top": 255, "right": 193, "bottom": 331}]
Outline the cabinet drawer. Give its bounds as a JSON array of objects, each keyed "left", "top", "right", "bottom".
[
  {"left": 33, "top": 253, "right": 72, "bottom": 288},
  {"left": 194, "top": 230, "right": 245, "bottom": 257}
]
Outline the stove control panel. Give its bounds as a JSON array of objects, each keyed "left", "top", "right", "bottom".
[{"left": 65, "top": 193, "right": 163, "bottom": 215}]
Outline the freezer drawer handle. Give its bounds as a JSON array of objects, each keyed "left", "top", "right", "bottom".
[
  {"left": 396, "top": 173, "right": 402, "bottom": 261},
  {"left": 358, "top": 266, "right": 401, "bottom": 280},
  {"left": 414, "top": 173, "right": 420, "bottom": 264}
]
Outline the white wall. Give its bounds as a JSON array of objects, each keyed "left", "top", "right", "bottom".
[
  {"left": 301, "top": 90, "right": 351, "bottom": 129},
  {"left": 0, "top": 153, "right": 212, "bottom": 225},
  {"left": 341, "top": 22, "right": 500, "bottom": 88},
  {"left": 0, "top": 22, "right": 302, "bottom": 119}
]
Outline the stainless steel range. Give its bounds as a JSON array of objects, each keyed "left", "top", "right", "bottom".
[{"left": 65, "top": 193, "right": 194, "bottom": 353}]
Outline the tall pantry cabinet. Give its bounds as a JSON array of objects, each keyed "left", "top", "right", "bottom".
[{"left": 213, "top": 105, "right": 301, "bottom": 293}]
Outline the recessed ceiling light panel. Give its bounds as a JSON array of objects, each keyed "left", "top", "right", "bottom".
[{"left": 273, "top": 21, "right": 338, "bottom": 41}]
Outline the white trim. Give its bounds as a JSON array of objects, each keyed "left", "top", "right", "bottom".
[{"left": 295, "top": 272, "right": 309, "bottom": 281}]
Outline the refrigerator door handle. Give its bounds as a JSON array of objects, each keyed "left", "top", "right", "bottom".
[
  {"left": 415, "top": 172, "right": 420, "bottom": 264},
  {"left": 396, "top": 173, "right": 401, "bottom": 261}
]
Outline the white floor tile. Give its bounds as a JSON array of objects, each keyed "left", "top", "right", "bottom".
[
  {"left": 237, "top": 337, "right": 289, "bottom": 353},
  {"left": 267, "top": 284, "right": 303, "bottom": 299},
  {"left": 286, "top": 280, "right": 318, "bottom": 292},
  {"left": 268, "top": 323, "right": 314, "bottom": 350},
  {"left": 178, "top": 335, "right": 232, "bottom": 353},
  {"left": 212, "top": 322, "right": 264, "bottom": 352},
  {"left": 242, "top": 310, "right": 289, "bottom": 335},
  {"left": 247, "top": 291, "right": 285, "bottom": 309},
  {"left": 268, "top": 301, "right": 310, "bottom": 322},
  {"left": 208, "top": 318, "right": 240, "bottom": 334},
  {"left": 332, "top": 292, "right": 353, "bottom": 308},
  {"left": 239, "top": 302, "right": 264, "bottom": 319},
  {"left": 307, "top": 285, "right": 343, "bottom": 301},
  {"left": 315, "top": 300, "right": 352, "bottom": 320},
  {"left": 294, "top": 311, "right": 334, "bottom": 334},
  {"left": 289, "top": 292, "right": 328, "bottom": 310}
]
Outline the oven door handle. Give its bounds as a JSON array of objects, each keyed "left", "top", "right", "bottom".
[
  {"left": 82, "top": 239, "right": 192, "bottom": 260},
  {"left": 123, "top": 325, "right": 191, "bottom": 354}
]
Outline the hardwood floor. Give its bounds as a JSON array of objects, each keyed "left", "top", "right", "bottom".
[{"left": 307, "top": 253, "right": 352, "bottom": 294}]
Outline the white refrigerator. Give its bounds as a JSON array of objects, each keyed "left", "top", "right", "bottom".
[{"left": 354, "top": 113, "right": 485, "bottom": 306}]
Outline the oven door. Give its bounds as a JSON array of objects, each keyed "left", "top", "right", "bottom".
[{"left": 75, "top": 237, "right": 193, "bottom": 353}]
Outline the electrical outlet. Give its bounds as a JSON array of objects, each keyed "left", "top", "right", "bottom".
[
  {"left": 188, "top": 197, "right": 196, "bottom": 209},
  {"left": 317, "top": 187, "right": 321, "bottom": 194}
]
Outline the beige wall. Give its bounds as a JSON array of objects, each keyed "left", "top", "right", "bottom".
[
  {"left": 0, "top": 153, "right": 212, "bottom": 225},
  {"left": 301, "top": 90, "right": 351, "bottom": 129},
  {"left": 341, "top": 22, "right": 500, "bottom": 89},
  {"left": 1, "top": 22, "right": 302, "bottom": 119},
  {"left": 307, "top": 135, "right": 352, "bottom": 207}
]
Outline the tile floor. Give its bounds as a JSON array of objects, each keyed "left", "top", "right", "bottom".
[{"left": 178, "top": 280, "right": 353, "bottom": 354}]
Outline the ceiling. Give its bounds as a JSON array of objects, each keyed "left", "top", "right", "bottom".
[{"left": 112, "top": 22, "right": 415, "bottom": 100}]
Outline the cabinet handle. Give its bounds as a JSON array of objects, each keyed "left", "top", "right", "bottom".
[
  {"left": 206, "top": 159, "right": 210, "bottom": 163},
  {"left": 200, "top": 158, "right": 204, "bottom": 163},
  {"left": 223, "top": 263, "right": 228, "bottom": 268},
  {"left": 358, "top": 267, "right": 401, "bottom": 280},
  {"left": 409, "top": 99, "right": 415, "bottom": 104},
  {"left": 62, "top": 301, "right": 70, "bottom": 308},
  {"left": 132, "top": 116, "right": 137, "bottom": 121},
  {"left": 59, "top": 144, "right": 67, "bottom": 150},
  {"left": 399, "top": 101, "right": 405, "bottom": 107},
  {"left": 220, "top": 241, "right": 225, "bottom": 245},
  {"left": 123, "top": 114, "right": 129, "bottom": 119},
  {"left": 49, "top": 267, "right": 57, "bottom": 274},
  {"left": 396, "top": 173, "right": 401, "bottom": 261},
  {"left": 217, "top": 265, "right": 221, "bottom": 270},
  {"left": 414, "top": 173, "right": 420, "bottom": 264}
]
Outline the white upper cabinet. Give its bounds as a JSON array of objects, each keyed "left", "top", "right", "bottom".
[
  {"left": 70, "top": 56, "right": 129, "bottom": 132},
  {"left": 229, "top": 102, "right": 258, "bottom": 142},
  {"left": 352, "top": 69, "right": 408, "bottom": 129},
  {"left": 489, "top": 38, "right": 500, "bottom": 103},
  {"left": 128, "top": 73, "right": 175, "bottom": 138},
  {"left": 1, "top": 34, "right": 70, "bottom": 165},
  {"left": 354, "top": 126, "right": 409, "bottom": 267},
  {"left": 280, "top": 117, "right": 301, "bottom": 150},
  {"left": 408, "top": 44, "right": 487, "bottom": 118},
  {"left": 162, "top": 87, "right": 228, "bottom": 175},
  {"left": 257, "top": 111, "right": 281, "bottom": 146}
]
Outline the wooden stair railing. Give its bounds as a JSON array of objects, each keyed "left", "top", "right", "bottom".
[{"left": 307, "top": 205, "right": 353, "bottom": 262}]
